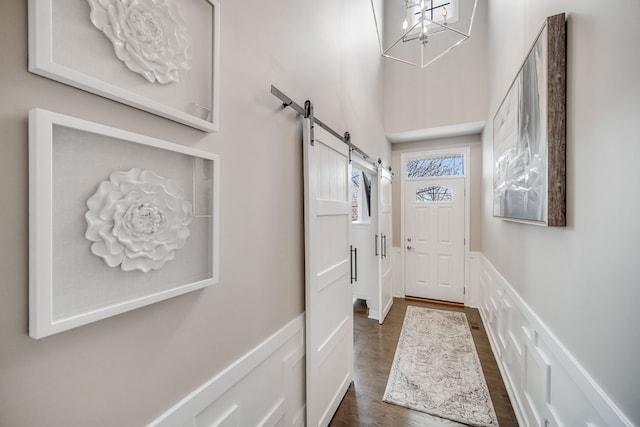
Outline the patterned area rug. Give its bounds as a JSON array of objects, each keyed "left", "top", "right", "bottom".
[{"left": 383, "top": 306, "right": 499, "bottom": 426}]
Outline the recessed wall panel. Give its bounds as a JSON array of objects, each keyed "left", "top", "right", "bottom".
[
  {"left": 416, "top": 254, "right": 429, "bottom": 284},
  {"left": 416, "top": 206, "right": 429, "bottom": 242},
  {"left": 438, "top": 255, "right": 452, "bottom": 287},
  {"left": 438, "top": 207, "right": 452, "bottom": 244}
]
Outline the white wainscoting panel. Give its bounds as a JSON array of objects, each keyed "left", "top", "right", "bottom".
[
  {"left": 149, "top": 315, "right": 305, "bottom": 427},
  {"left": 465, "top": 251, "right": 481, "bottom": 308},
  {"left": 477, "top": 254, "right": 633, "bottom": 427},
  {"left": 392, "top": 247, "right": 404, "bottom": 297}
]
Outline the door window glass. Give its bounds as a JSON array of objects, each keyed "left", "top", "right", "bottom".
[{"left": 416, "top": 185, "right": 453, "bottom": 202}]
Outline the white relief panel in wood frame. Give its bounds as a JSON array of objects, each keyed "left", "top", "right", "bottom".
[{"left": 28, "top": 0, "right": 220, "bottom": 132}]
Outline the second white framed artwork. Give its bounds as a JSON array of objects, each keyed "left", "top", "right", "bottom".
[
  {"left": 29, "top": 0, "right": 220, "bottom": 132},
  {"left": 29, "top": 108, "right": 220, "bottom": 339}
]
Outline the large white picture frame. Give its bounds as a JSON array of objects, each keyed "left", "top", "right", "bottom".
[
  {"left": 29, "top": 108, "right": 220, "bottom": 339},
  {"left": 29, "top": 0, "right": 221, "bottom": 132}
]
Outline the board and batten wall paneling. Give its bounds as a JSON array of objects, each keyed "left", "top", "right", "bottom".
[
  {"left": 477, "top": 254, "right": 633, "bottom": 427},
  {"left": 150, "top": 315, "right": 305, "bottom": 427}
]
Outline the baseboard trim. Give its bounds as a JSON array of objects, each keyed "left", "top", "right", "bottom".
[
  {"left": 404, "top": 296, "right": 464, "bottom": 307},
  {"left": 477, "top": 253, "right": 634, "bottom": 427}
]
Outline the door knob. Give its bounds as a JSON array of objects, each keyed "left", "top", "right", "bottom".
[
  {"left": 407, "top": 237, "right": 412, "bottom": 242},
  {"left": 407, "top": 246, "right": 413, "bottom": 251}
]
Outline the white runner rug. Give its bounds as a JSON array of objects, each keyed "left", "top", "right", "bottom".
[{"left": 383, "top": 306, "right": 499, "bottom": 426}]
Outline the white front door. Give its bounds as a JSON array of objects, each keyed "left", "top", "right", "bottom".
[
  {"left": 404, "top": 178, "right": 465, "bottom": 303},
  {"left": 303, "top": 119, "right": 353, "bottom": 427},
  {"left": 378, "top": 168, "right": 393, "bottom": 323}
]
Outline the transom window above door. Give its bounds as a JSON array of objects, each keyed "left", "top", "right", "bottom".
[{"left": 405, "top": 155, "right": 464, "bottom": 178}]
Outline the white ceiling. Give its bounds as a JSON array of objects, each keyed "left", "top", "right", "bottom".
[{"left": 386, "top": 120, "right": 486, "bottom": 143}]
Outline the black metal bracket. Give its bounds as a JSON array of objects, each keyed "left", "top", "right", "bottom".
[
  {"left": 304, "top": 100, "right": 315, "bottom": 146},
  {"left": 271, "top": 85, "right": 393, "bottom": 171}
]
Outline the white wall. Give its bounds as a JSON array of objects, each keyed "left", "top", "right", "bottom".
[
  {"left": 391, "top": 134, "right": 483, "bottom": 251},
  {"left": 481, "top": 0, "right": 640, "bottom": 423},
  {"left": 383, "top": 0, "right": 489, "bottom": 135},
  {"left": 0, "top": 0, "right": 389, "bottom": 425}
]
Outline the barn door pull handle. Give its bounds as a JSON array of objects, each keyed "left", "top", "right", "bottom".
[
  {"left": 354, "top": 247, "right": 358, "bottom": 282},
  {"left": 350, "top": 245, "right": 358, "bottom": 283},
  {"left": 384, "top": 235, "right": 388, "bottom": 258},
  {"left": 381, "top": 234, "right": 386, "bottom": 258}
]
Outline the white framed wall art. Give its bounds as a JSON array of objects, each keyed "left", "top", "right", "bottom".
[
  {"left": 29, "top": 108, "right": 220, "bottom": 339},
  {"left": 28, "top": 0, "right": 221, "bottom": 132}
]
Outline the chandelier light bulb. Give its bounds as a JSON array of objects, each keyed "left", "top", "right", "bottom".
[
  {"left": 402, "top": 19, "right": 408, "bottom": 30},
  {"left": 442, "top": 7, "right": 448, "bottom": 17}
]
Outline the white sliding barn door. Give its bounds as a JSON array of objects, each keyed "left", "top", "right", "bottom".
[
  {"left": 303, "top": 118, "right": 353, "bottom": 427},
  {"left": 378, "top": 168, "right": 393, "bottom": 324}
]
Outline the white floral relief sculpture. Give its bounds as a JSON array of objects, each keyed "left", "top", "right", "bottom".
[
  {"left": 85, "top": 168, "right": 193, "bottom": 272},
  {"left": 88, "top": 0, "right": 192, "bottom": 84}
]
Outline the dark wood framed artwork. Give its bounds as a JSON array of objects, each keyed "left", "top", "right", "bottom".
[{"left": 493, "top": 13, "right": 566, "bottom": 226}]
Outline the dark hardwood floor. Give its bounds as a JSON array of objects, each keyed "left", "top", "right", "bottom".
[{"left": 329, "top": 298, "right": 518, "bottom": 427}]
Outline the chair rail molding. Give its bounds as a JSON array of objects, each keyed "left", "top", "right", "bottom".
[{"left": 477, "top": 253, "right": 634, "bottom": 427}]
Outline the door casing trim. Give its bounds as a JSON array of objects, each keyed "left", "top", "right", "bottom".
[{"left": 400, "top": 147, "right": 471, "bottom": 305}]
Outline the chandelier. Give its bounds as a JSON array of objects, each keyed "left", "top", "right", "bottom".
[{"left": 370, "top": 0, "right": 478, "bottom": 68}]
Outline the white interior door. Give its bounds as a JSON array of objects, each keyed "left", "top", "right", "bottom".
[
  {"left": 351, "top": 225, "right": 377, "bottom": 302},
  {"left": 404, "top": 178, "right": 465, "bottom": 303},
  {"left": 303, "top": 119, "right": 353, "bottom": 427},
  {"left": 351, "top": 225, "right": 370, "bottom": 301},
  {"left": 378, "top": 168, "right": 393, "bottom": 324}
]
